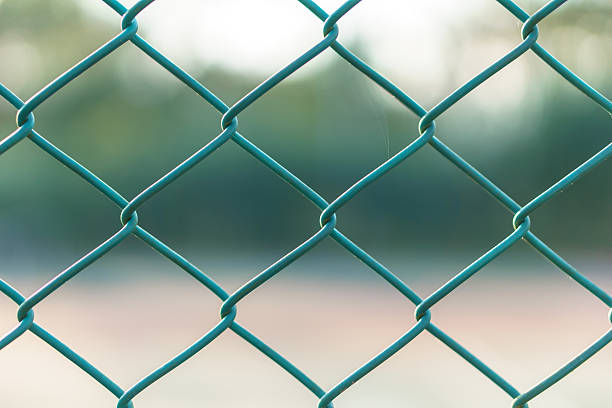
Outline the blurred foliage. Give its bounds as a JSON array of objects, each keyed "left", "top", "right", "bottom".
[{"left": 0, "top": 0, "right": 610, "bottom": 259}]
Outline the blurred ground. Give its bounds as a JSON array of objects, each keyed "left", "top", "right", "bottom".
[{"left": 1, "top": 252, "right": 611, "bottom": 408}]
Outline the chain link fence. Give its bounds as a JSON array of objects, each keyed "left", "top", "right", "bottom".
[{"left": 1, "top": 0, "right": 611, "bottom": 407}]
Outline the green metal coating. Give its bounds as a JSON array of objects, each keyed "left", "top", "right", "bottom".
[{"left": 0, "top": 0, "right": 610, "bottom": 407}]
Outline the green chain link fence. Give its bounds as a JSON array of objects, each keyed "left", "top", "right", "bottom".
[{"left": 1, "top": 0, "right": 611, "bottom": 406}]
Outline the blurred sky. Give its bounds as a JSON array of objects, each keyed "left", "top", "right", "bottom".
[{"left": 72, "top": 0, "right": 610, "bottom": 108}]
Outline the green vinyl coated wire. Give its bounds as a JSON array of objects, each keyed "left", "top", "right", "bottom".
[{"left": 1, "top": 0, "right": 611, "bottom": 407}]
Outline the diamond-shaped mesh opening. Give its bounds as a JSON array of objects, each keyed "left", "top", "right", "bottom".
[
  {"left": 234, "top": 240, "right": 416, "bottom": 378},
  {"left": 135, "top": 329, "right": 319, "bottom": 408},
  {"left": 336, "top": 145, "right": 512, "bottom": 254},
  {"left": 139, "top": 141, "right": 319, "bottom": 252},
  {"left": 27, "top": 240, "right": 221, "bottom": 382},
  {"left": 28, "top": 48, "right": 223, "bottom": 197},
  {"left": 333, "top": 332, "right": 513, "bottom": 408},
  {"left": 428, "top": 243, "right": 609, "bottom": 378}
]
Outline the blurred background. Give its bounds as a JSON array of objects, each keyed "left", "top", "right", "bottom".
[{"left": 0, "top": 0, "right": 610, "bottom": 407}]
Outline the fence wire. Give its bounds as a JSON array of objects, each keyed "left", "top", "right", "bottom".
[{"left": 1, "top": 0, "right": 611, "bottom": 407}]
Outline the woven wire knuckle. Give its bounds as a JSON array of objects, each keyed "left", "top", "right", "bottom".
[
  {"left": 120, "top": 0, "right": 154, "bottom": 30},
  {"left": 0, "top": 0, "right": 610, "bottom": 405}
]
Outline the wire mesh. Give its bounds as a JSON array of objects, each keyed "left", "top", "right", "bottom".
[{"left": 1, "top": 0, "right": 611, "bottom": 407}]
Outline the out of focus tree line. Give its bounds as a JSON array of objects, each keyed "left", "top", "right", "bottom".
[{"left": 0, "top": 0, "right": 610, "bottom": 258}]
